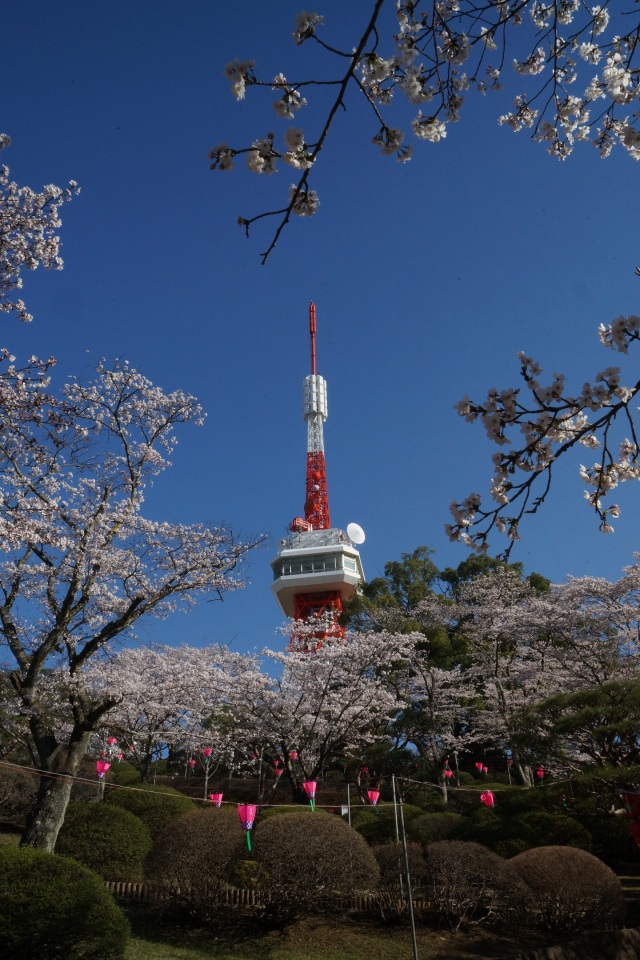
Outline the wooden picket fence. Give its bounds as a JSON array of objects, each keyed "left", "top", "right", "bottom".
[
  {"left": 104, "top": 880, "right": 425, "bottom": 914},
  {"left": 105, "top": 882, "right": 264, "bottom": 906}
]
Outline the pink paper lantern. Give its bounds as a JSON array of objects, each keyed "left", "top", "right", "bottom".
[
  {"left": 117, "top": 753, "right": 123, "bottom": 762},
  {"left": 237, "top": 803, "right": 256, "bottom": 829},
  {"left": 275, "top": 768, "right": 283, "bottom": 778},
  {"left": 475, "top": 761, "right": 483, "bottom": 771},
  {"left": 273, "top": 759, "right": 280, "bottom": 768},
  {"left": 536, "top": 766, "right": 545, "bottom": 780},
  {"left": 107, "top": 736, "right": 117, "bottom": 746},
  {"left": 444, "top": 768, "right": 453, "bottom": 779},
  {"left": 480, "top": 791, "right": 495, "bottom": 809},
  {"left": 367, "top": 790, "right": 380, "bottom": 806},
  {"left": 210, "top": 792, "right": 223, "bottom": 807},
  {"left": 482, "top": 766, "right": 488, "bottom": 774},
  {"left": 507, "top": 759, "right": 513, "bottom": 767},
  {"left": 96, "top": 760, "right": 111, "bottom": 778},
  {"left": 289, "top": 751, "right": 298, "bottom": 761},
  {"left": 238, "top": 803, "right": 257, "bottom": 850},
  {"left": 188, "top": 759, "right": 197, "bottom": 769},
  {"left": 303, "top": 780, "right": 317, "bottom": 811},
  {"left": 201, "top": 747, "right": 213, "bottom": 761}
]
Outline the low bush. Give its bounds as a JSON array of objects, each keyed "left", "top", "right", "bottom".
[
  {"left": 372, "top": 841, "right": 428, "bottom": 922},
  {"left": 105, "top": 782, "right": 194, "bottom": 839},
  {"left": 350, "top": 802, "right": 424, "bottom": 845},
  {"left": 455, "top": 799, "right": 592, "bottom": 857},
  {"left": 146, "top": 807, "right": 245, "bottom": 921},
  {"left": 256, "top": 803, "right": 321, "bottom": 823},
  {"left": 587, "top": 811, "right": 640, "bottom": 863},
  {"left": 0, "top": 846, "right": 129, "bottom": 960},
  {"left": 510, "top": 845, "right": 627, "bottom": 933},
  {"left": 410, "top": 811, "right": 464, "bottom": 844},
  {"left": 55, "top": 801, "right": 152, "bottom": 881},
  {"left": 423, "top": 840, "right": 531, "bottom": 931},
  {"left": 518, "top": 811, "right": 592, "bottom": 850},
  {"left": 108, "top": 762, "right": 142, "bottom": 786},
  {"left": 252, "top": 810, "right": 379, "bottom": 921}
]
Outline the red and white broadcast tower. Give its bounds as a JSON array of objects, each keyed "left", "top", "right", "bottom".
[{"left": 271, "top": 303, "right": 365, "bottom": 651}]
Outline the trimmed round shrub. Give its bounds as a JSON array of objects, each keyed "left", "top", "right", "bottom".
[
  {"left": 146, "top": 807, "right": 245, "bottom": 921},
  {"left": 256, "top": 803, "right": 322, "bottom": 824},
  {"left": 518, "top": 811, "right": 592, "bottom": 850},
  {"left": 55, "top": 800, "right": 152, "bottom": 881},
  {"left": 253, "top": 810, "right": 379, "bottom": 920},
  {"left": 108, "top": 762, "right": 142, "bottom": 786},
  {"left": 411, "top": 812, "right": 464, "bottom": 844},
  {"left": 0, "top": 846, "right": 129, "bottom": 960},
  {"left": 510, "top": 845, "right": 627, "bottom": 933},
  {"left": 372, "top": 841, "right": 428, "bottom": 922},
  {"left": 105, "top": 783, "right": 195, "bottom": 839},
  {"left": 351, "top": 802, "right": 424, "bottom": 844},
  {"left": 423, "top": 840, "right": 531, "bottom": 930}
]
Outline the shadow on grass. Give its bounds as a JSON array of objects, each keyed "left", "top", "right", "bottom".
[{"left": 122, "top": 901, "right": 582, "bottom": 960}]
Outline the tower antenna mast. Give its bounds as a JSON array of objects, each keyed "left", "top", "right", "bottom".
[
  {"left": 270, "top": 302, "right": 365, "bottom": 651},
  {"left": 302, "top": 302, "right": 330, "bottom": 531}
]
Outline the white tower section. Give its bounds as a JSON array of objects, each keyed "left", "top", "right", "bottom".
[{"left": 304, "top": 374, "right": 327, "bottom": 454}]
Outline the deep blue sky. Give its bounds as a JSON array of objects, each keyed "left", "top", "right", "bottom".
[{"left": 3, "top": 2, "right": 640, "bottom": 652}]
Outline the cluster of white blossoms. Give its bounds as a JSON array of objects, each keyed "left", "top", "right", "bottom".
[
  {"left": 513, "top": 47, "right": 546, "bottom": 76},
  {"left": 598, "top": 314, "right": 640, "bottom": 352},
  {"left": 292, "top": 10, "right": 324, "bottom": 46},
  {"left": 223, "top": 58, "right": 256, "bottom": 101},
  {"left": 412, "top": 113, "right": 448, "bottom": 142},
  {"left": 288, "top": 183, "right": 320, "bottom": 216},
  {"left": 0, "top": 137, "right": 79, "bottom": 322},
  {"left": 246, "top": 134, "right": 278, "bottom": 175},
  {"left": 282, "top": 127, "right": 314, "bottom": 170},
  {"left": 271, "top": 73, "right": 307, "bottom": 119}
]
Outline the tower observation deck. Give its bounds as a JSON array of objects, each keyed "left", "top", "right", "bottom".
[{"left": 270, "top": 303, "right": 365, "bottom": 650}]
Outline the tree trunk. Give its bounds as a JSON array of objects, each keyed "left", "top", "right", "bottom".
[
  {"left": 516, "top": 762, "right": 533, "bottom": 787},
  {"left": 141, "top": 737, "right": 154, "bottom": 783},
  {"left": 21, "top": 729, "right": 91, "bottom": 851}
]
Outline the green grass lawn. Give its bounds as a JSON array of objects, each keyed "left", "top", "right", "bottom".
[{"left": 123, "top": 912, "right": 563, "bottom": 960}]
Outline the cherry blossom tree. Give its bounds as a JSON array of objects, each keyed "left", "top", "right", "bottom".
[
  {"left": 0, "top": 134, "right": 78, "bottom": 323},
  {"left": 219, "top": 628, "right": 417, "bottom": 800},
  {"left": 87, "top": 643, "right": 254, "bottom": 780},
  {"left": 395, "top": 656, "right": 479, "bottom": 795},
  {"left": 411, "top": 562, "right": 640, "bottom": 778},
  {"left": 0, "top": 357, "right": 262, "bottom": 850},
  {"left": 211, "top": 3, "right": 639, "bottom": 263}
]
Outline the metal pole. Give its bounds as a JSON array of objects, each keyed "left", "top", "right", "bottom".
[
  {"left": 257, "top": 749, "right": 264, "bottom": 804},
  {"left": 398, "top": 794, "right": 419, "bottom": 960},
  {"left": 392, "top": 774, "right": 405, "bottom": 899},
  {"left": 347, "top": 780, "right": 351, "bottom": 827},
  {"left": 391, "top": 774, "right": 400, "bottom": 842}
]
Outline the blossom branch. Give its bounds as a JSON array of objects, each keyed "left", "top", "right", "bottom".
[
  {"left": 450, "top": 310, "right": 640, "bottom": 554},
  {"left": 213, "top": 2, "right": 640, "bottom": 259}
]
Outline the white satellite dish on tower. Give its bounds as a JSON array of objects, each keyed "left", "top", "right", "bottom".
[{"left": 346, "top": 522, "right": 366, "bottom": 545}]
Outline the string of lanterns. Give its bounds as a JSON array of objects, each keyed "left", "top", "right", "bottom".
[{"left": 93, "top": 737, "right": 555, "bottom": 819}]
